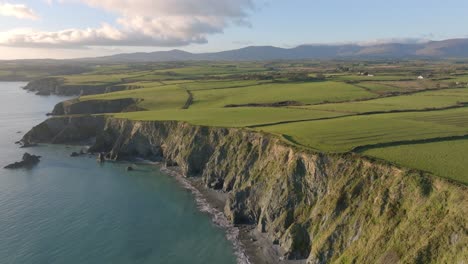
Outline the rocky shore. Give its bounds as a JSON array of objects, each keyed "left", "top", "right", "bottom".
[{"left": 22, "top": 115, "right": 467, "bottom": 263}]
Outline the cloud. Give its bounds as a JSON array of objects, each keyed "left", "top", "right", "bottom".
[
  {"left": 357, "top": 37, "right": 431, "bottom": 46},
  {"left": 0, "top": 2, "right": 39, "bottom": 20},
  {"left": 0, "top": 0, "right": 254, "bottom": 48}
]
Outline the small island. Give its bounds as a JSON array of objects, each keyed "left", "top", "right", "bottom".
[{"left": 4, "top": 153, "right": 41, "bottom": 169}]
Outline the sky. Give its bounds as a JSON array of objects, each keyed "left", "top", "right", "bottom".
[{"left": 0, "top": 0, "right": 467, "bottom": 59}]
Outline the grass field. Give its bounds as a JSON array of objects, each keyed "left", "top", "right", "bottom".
[
  {"left": 182, "top": 80, "right": 272, "bottom": 91},
  {"left": 302, "top": 88, "right": 468, "bottom": 113},
  {"left": 190, "top": 81, "right": 376, "bottom": 108},
  {"left": 81, "top": 84, "right": 188, "bottom": 110},
  {"left": 363, "top": 139, "right": 468, "bottom": 184},
  {"left": 259, "top": 108, "right": 468, "bottom": 152},
  {"left": 63, "top": 73, "right": 145, "bottom": 85},
  {"left": 448, "top": 74, "right": 468, "bottom": 82},
  {"left": 331, "top": 74, "right": 413, "bottom": 81},
  {"left": 115, "top": 107, "right": 349, "bottom": 127},
  {"left": 352, "top": 82, "right": 402, "bottom": 94},
  {"left": 151, "top": 65, "right": 264, "bottom": 76},
  {"left": 354, "top": 80, "right": 445, "bottom": 94},
  {"left": 41, "top": 60, "right": 468, "bottom": 183}
]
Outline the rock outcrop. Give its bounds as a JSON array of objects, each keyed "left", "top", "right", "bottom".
[
  {"left": 51, "top": 98, "right": 143, "bottom": 115},
  {"left": 23, "top": 77, "right": 64, "bottom": 95},
  {"left": 22, "top": 115, "right": 468, "bottom": 263},
  {"left": 4, "top": 153, "right": 41, "bottom": 169},
  {"left": 22, "top": 115, "right": 106, "bottom": 145},
  {"left": 23, "top": 77, "right": 134, "bottom": 96}
]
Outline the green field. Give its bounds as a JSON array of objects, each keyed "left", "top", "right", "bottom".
[
  {"left": 33, "top": 60, "right": 468, "bottom": 184},
  {"left": 259, "top": 108, "right": 468, "bottom": 152},
  {"left": 151, "top": 64, "right": 265, "bottom": 76},
  {"left": 448, "top": 74, "right": 468, "bottom": 82},
  {"left": 302, "top": 88, "right": 468, "bottom": 113},
  {"left": 182, "top": 80, "right": 272, "bottom": 91},
  {"left": 81, "top": 84, "right": 187, "bottom": 110},
  {"left": 353, "top": 80, "right": 445, "bottom": 94},
  {"left": 115, "top": 107, "right": 349, "bottom": 127},
  {"left": 190, "top": 81, "right": 376, "bottom": 108},
  {"left": 363, "top": 139, "right": 468, "bottom": 184},
  {"left": 331, "top": 74, "right": 412, "bottom": 81}
]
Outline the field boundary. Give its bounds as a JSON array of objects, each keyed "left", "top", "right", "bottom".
[
  {"left": 248, "top": 104, "right": 468, "bottom": 128},
  {"left": 352, "top": 134, "right": 468, "bottom": 153},
  {"left": 182, "top": 88, "right": 194, "bottom": 109}
]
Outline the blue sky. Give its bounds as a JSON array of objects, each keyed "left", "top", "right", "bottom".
[{"left": 0, "top": 0, "right": 467, "bottom": 59}]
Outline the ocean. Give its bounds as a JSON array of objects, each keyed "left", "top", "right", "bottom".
[{"left": 0, "top": 82, "right": 237, "bottom": 264}]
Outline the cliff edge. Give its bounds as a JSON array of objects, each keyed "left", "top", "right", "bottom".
[
  {"left": 23, "top": 116, "right": 467, "bottom": 263},
  {"left": 23, "top": 77, "right": 134, "bottom": 96}
]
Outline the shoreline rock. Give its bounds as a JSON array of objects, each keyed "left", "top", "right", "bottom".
[
  {"left": 97, "top": 153, "right": 105, "bottom": 163},
  {"left": 4, "top": 153, "right": 41, "bottom": 169}
]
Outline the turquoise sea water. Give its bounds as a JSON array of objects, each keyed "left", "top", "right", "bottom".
[{"left": 0, "top": 82, "right": 237, "bottom": 264}]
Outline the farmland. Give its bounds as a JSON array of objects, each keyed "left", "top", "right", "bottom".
[
  {"left": 362, "top": 139, "right": 468, "bottom": 184},
  {"left": 301, "top": 88, "right": 468, "bottom": 113},
  {"left": 259, "top": 108, "right": 468, "bottom": 152},
  {"left": 39, "top": 60, "right": 468, "bottom": 184},
  {"left": 115, "top": 107, "right": 348, "bottom": 128},
  {"left": 189, "top": 82, "right": 376, "bottom": 109}
]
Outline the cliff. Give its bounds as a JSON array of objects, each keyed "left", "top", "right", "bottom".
[
  {"left": 23, "top": 77, "right": 133, "bottom": 96},
  {"left": 23, "top": 116, "right": 467, "bottom": 263},
  {"left": 51, "top": 98, "right": 143, "bottom": 115}
]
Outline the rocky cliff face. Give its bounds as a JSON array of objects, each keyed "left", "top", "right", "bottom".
[
  {"left": 23, "top": 115, "right": 106, "bottom": 144},
  {"left": 51, "top": 98, "right": 143, "bottom": 115},
  {"left": 23, "top": 77, "right": 65, "bottom": 95},
  {"left": 23, "top": 116, "right": 467, "bottom": 263},
  {"left": 24, "top": 77, "right": 132, "bottom": 96}
]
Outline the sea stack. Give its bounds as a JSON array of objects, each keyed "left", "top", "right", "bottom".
[{"left": 4, "top": 153, "right": 41, "bottom": 169}]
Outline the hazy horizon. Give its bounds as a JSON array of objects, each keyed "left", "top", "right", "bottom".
[{"left": 0, "top": 0, "right": 467, "bottom": 59}]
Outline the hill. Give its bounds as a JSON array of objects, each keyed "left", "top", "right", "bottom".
[{"left": 92, "top": 39, "right": 468, "bottom": 62}]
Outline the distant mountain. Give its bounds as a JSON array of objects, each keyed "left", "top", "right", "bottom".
[{"left": 90, "top": 38, "right": 468, "bottom": 62}]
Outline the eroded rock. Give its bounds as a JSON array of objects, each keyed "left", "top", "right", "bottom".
[{"left": 4, "top": 153, "right": 41, "bottom": 169}]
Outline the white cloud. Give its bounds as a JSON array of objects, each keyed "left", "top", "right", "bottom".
[
  {"left": 0, "top": 2, "right": 39, "bottom": 20},
  {"left": 0, "top": 0, "right": 254, "bottom": 48}
]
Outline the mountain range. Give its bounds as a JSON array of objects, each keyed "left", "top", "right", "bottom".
[{"left": 91, "top": 38, "right": 468, "bottom": 62}]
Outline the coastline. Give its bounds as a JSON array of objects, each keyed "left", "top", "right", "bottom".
[
  {"left": 1, "top": 82, "right": 243, "bottom": 264},
  {"left": 29, "top": 152, "right": 303, "bottom": 264},
  {"left": 20, "top": 108, "right": 468, "bottom": 264},
  {"left": 14, "top": 81, "right": 283, "bottom": 264},
  {"left": 156, "top": 162, "right": 305, "bottom": 264},
  {"left": 158, "top": 164, "right": 251, "bottom": 264}
]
